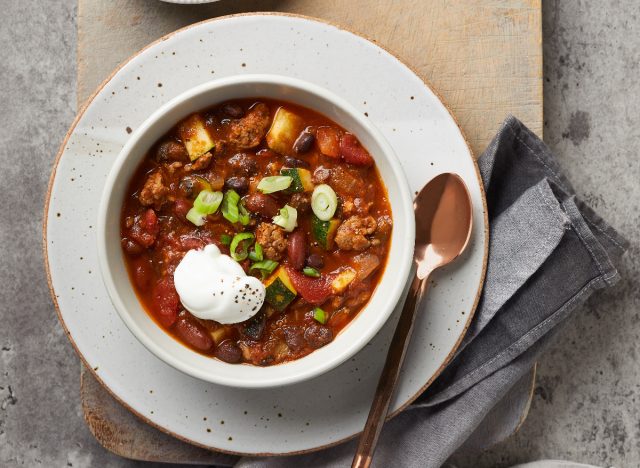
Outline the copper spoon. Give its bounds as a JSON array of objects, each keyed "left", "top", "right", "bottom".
[{"left": 352, "top": 173, "right": 473, "bottom": 468}]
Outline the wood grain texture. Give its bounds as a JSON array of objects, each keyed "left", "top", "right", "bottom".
[
  {"left": 77, "top": 0, "right": 541, "bottom": 462},
  {"left": 81, "top": 370, "right": 237, "bottom": 465},
  {"left": 78, "top": 0, "right": 542, "bottom": 154}
]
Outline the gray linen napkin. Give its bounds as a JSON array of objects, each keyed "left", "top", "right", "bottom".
[{"left": 236, "top": 116, "right": 628, "bottom": 468}]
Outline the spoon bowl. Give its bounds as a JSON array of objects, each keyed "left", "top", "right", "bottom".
[
  {"left": 353, "top": 173, "right": 473, "bottom": 468},
  {"left": 415, "top": 173, "right": 473, "bottom": 278}
]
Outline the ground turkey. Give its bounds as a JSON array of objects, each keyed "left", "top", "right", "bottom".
[
  {"left": 228, "top": 103, "right": 270, "bottom": 149},
  {"left": 139, "top": 171, "right": 168, "bottom": 209},
  {"left": 255, "top": 222, "right": 287, "bottom": 261},
  {"left": 335, "top": 215, "right": 377, "bottom": 251},
  {"left": 184, "top": 151, "right": 213, "bottom": 172}
]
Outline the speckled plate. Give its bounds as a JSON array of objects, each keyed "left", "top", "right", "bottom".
[{"left": 45, "top": 13, "right": 487, "bottom": 455}]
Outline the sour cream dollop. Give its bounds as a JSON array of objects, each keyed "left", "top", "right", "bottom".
[{"left": 173, "top": 244, "right": 266, "bottom": 324}]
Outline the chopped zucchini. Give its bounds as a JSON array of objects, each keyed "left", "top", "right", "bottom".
[
  {"left": 210, "top": 328, "right": 228, "bottom": 345},
  {"left": 264, "top": 266, "right": 297, "bottom": 311},
  {"left": 266, "top": 107, "right": 303, "bottom": 155},
  {"left": 281, "top": 168, "right": 314, "bottom": 193},
  {"left": 178, "top": 113, "right": 215, "bottom": 161},
  {"left": 331, "top": 268, "right": 357, "bottom": 293},
  {"left": 312, "top": 215, "right": 341, "bottom": 250}
]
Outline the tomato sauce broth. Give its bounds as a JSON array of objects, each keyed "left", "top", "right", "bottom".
[{"left": 121, "top": 98, "right": 392, "bottom": 366}]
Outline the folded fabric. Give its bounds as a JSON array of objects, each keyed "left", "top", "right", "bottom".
[{"left": 236, "top": 116, "right": 628, "bottom": 468}]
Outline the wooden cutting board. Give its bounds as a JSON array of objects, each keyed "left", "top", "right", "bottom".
[{"left": 77, "top": 0, "right": 541, "bottom": 463}]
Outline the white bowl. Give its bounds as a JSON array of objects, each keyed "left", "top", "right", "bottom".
[{"left": 97, "top": 74, "right": 415, "bottom": 388}]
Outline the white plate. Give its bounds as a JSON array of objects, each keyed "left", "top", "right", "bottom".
[{"left": 45, "top": 13, "right": 487, "bottom": 455}]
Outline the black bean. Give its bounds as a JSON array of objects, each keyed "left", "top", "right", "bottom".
[
  {"left": 215, "top": 341, "right": 243, "bottom": 364},
  {"left": 228, "top": 153, "right": 258, "bottom": 176},
  {"left": 312, "top": 167, "right": 331, "bottom": 184},
  {"left": 304, "top": 324, "right": 333, "bottom": 349},
  {"left": 225, "top": 176, "right": 249, "bottom": 194},
  {"left": 242, "top": 311, "right": 266, "bottom": 341},
  {"left": 288, "top": 193, "right": 311, "bottom": 214},
  {"left": 284, "top": 156, "right": 311, "bottom": 169},
  {"left": 306, "top": 253, "right": 324, "bottom": 269},
  {"left": 293, "top": 131, "right": 315, "bottom": 154},
  {"left": 222, "top": 102, "right": 244, "bottom": 118}
]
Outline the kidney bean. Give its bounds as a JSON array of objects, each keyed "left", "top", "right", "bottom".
[
  {"left": 243, "top": 193, "right": 279, "bottom": 218},
  {"left": 153, "top": 277, "right": 179, "bottom": 327},
  {"left": 283, "top": 156, "right": 310, "bottom": 169},
  {"left": 173, "top": 314, "right": 213, "bottom": 352},
  {"left": 293, "top": 131, "right": 315, "bottom": 154},
  {"left": 156, "top": 140, "right": 188, "bottom": 162},
  {"left": 215, "top": 340, "right": 243, "bottom": 363},
  {"left": 174, "top": 198, "right": 191, "bottom": 222},
  {"left": 222, "top": 102, "right": 244, "bottom": 118},
  {"left": 304, "top": 324, "right": 333, "bottom": 349},
  {"left": 283, "top": 327, "right": 305, "bottom": 352},
  {"left": 287, "top": 230, "right": 307, "bottom": 270},
  {"left": 224, "top": 176, "right": 249, "bottom": 194},
  {"left": 132, "top": 257, "right": 153, "bottom": 291},
  {"left": 306, "top": 253, "right": 324, "bottom": 269}
]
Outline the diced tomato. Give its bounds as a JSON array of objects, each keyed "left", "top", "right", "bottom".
[
  {"left": 129, "top": 208, "right": 159, "bottom": 247},
  {"left": 153, "top": 276, "right": 179, "bottom": 327},
  {"left": 141, "top": 208, "right": 158, "bottom": 231},
  {"left": 340, "top": 133, "right": 374, "bottom": 166},
  {"left": 131, "top": 257, "right": 153, "bottom": 292},
  {"left": 173, "top": 314, "right": 213, "bottom": 352},
  {"left": 286, "top": 267, "right": 334, "bottom": 305},
  {"left": 174, "top": 198, "right": 191, "bottom": 222},
  {"left": 316, "top": 127, "right": 341, "bottom": 158}
]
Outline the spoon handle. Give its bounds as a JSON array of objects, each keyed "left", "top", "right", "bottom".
[{"left": 352, "top": 274, "right": 429, "bottom": 468}]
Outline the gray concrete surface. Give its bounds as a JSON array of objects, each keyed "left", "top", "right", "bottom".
[{"left": 0, "top": 0, "right": 637, "bottom": 467}]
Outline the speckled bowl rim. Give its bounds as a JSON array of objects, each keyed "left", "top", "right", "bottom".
[
  {"left": 43, "top": 12, "right": 489, "bottom": 456},
  {"left": 97, "top": 74, "right": 416, "bottom": 388}
]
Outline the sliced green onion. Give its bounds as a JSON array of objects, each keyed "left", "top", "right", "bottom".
[
  {"left": 257, "top": 176, "right": 293, "bottom": 194},
  {"left": 272, "top": 205, "right": 298, "bottom": 232},
  {"left": 250, "top": 259, "right": 279, "bottom": 279},
  {"left": 249, "top": 243, "right": 263, "bottom": 262},
  {"left": 186, "top": 207, "right": 207, "bottom": 226},
  {"left": 220, "top": 234, "right": 232, "bottom": 245},
  {"left": 238, "top": 202, "right": 251, "bottom": 226},
  {"left": 230, "top": 232, "right": 255, "bottom": 261},
  {"left": 303, "top": 267, "right": 320, "bottom": 278},
  {"left": 221, "top": 189, "right": 240, "bottom": 223},
  {"left": 311, "top": 184, "right": 338, "bottom": 221},
  {"left": 313, "top": 307, "right": 327, "bottom": 324},
  {"left": 193, "top": 190, "right": 223, "bottom": 214}
]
